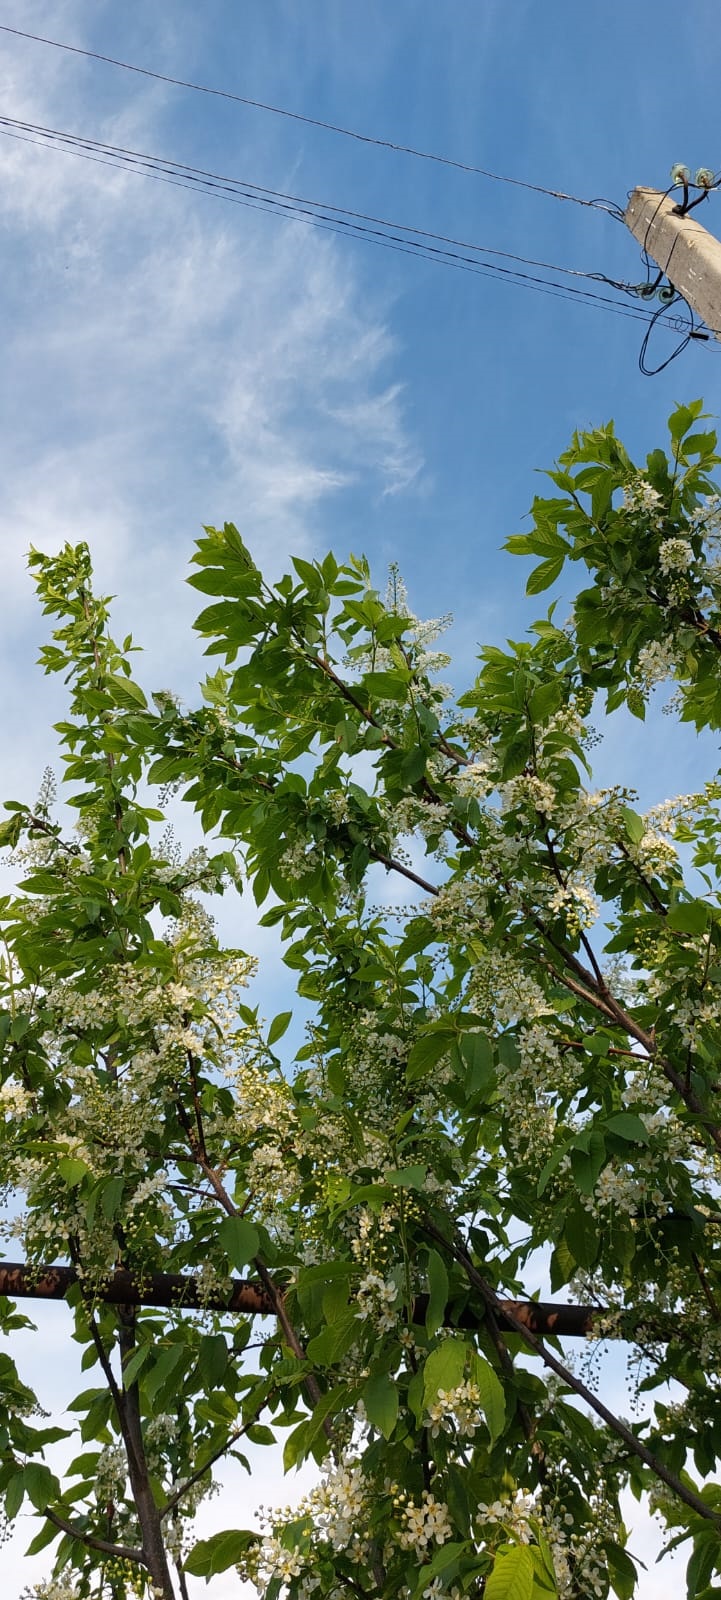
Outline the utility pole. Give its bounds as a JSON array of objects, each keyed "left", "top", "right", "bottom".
[{"left": 625, "top": 186, "right": 721, "bottom": 342}]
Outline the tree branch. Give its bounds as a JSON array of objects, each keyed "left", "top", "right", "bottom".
[
  {"left": 43, "top": 1506, "right": 145, "bottom": 1566},
  {"left": 0, "top": 1261, "right": 685, "bottom": 1342}
]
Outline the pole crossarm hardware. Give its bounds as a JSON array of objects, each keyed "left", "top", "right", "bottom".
[
  {"left": 625, "top": 185, "right": 721, "bottom": 341},
  {"left": 0, "top": 1261, "right": 673, "bottom": 1341}
]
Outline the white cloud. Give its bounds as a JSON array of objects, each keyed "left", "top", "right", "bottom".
[{"left": 0, "top": 6, "right": 423, "bottom": 650}]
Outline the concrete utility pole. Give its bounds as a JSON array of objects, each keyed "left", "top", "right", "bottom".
[{"left": 625, "top": 186, "right": 721, "bottom": 342}]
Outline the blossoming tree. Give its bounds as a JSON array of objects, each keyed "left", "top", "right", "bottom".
[{"left": 3, "top": 400, "right": 721, "bottom": 1600}]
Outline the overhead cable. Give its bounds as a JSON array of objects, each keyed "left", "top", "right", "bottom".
[
  {"left": 0, "top": 116, "right": 715, "bottom": 345},
  {"left": 0, "top": 22, "right": 625, "bottom": 218},
  {"left": 0, "top": 113, "right": 629, "bottom": 290}
]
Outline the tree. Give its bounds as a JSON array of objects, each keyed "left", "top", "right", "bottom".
[{"left": 2, "top": 400, "right": 721, "bottom": 1599}]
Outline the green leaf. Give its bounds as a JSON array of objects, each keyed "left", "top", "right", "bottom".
[
  {"left": 537, "top": 1140, "right": 569, "bottom": 1197},
  {"left": 291, "top": 555, "right": 322, "bottom": 590},
  {"left": 362, "top": 1372, "right": 398, "bottom": 1439},
  {"left": 120, "top": 1346, "right": 153, "bottom": 1388},
  {"left": 107, "top": 674, "right": 148, "bottom": 710},
  {"left": 563, "top": 1204, "right": 599, "bottom": 1270},
  {"left": 472, "top": 1354, "right": 506, "bottom": 1443},
  {"left": 528, "top": 680, "right": 563, "bottom": 723},
  {"left": 246, "top": 1423, "right": 276, "bottom": 1445},
  {"left": 5, "top": 1470, "right": 25, "bottom": 1519},
  {"left": 570, "top": 1129, "right": 607, "bottom": 1196},
  {"left": 399, "top": 746, "right": 426, "bottom": 786},
  {"left": 144, "top": 1343, "right": 187, "bottom": 1404},
  {"left": 669, "top": 401, "right": 700, "bottom": 441},
  {"left": 282, "top": 1418, "right": 311, "bottom": 1471},
  {"left": 604, "top": 1540, "right": 638, "bottom": 1600},
  {"left": 604, "top": 1113, "right": 650, "bottom": 1144},
  {"left": 620, "top": 805, "right": 645, "bottom": 844},
  {"left": 0, "top": 814, "right": 24, "bottom": 850},
  {"left": 23, "top": 1462, "right": 55, "bottom": 1511},
  {"left": 406, "top": 1028, "right": 455, "bottom": 1084},
  {"left": 361, "top": 670, "right": 410, "bottom": 701},
  {"left": 306, "top": 1310, "right": 360, "bottom": 1364},
  {"left": 267, "top": 1010, "right": 292, "bottom": 1046},
  {"left": 457, "top": 1031, "right": 495, "bottom": 1096},
  {"left": 385, "top": 1164, "right": 426, "bottom": 1189},
  {"left": 686, "top": 1528, "right": 721, "bottom": 1599},
  {"left": 526, "top": 555, "right": 564, "bottom": 595},
  {"left": 219, "top": 1215, "right": 260, "bottom": 1269},
  {"left": 409, "top": 1541, "right": 467, "bottom": 1600},
  {"left": 101, "top": 1175, "right": 125, "bottom": 1220},
  {"left": 198, "top": 1333, "right": 228, "bottom": 1387},
  {"left": 57, "top": 1158, "right": 88, "bottom": 1189},
  {"left": 25, "top": 1518, "right": 61, "bottom": 1556},
  {"left": 666, "top": 900, "right": 710, "bottom": 935},
  {"left": 184, "top": 1528, "right": 258, "bottom": 1577},
  {"left": 425, "top": 1249, "right": 449, "bottom": 1337},
  {"left": 422, "top": 1338, "right": 468, "bottom": 1407},
  {"left": 484, "top": 1544, "right": 534, "bottom": 1600}
]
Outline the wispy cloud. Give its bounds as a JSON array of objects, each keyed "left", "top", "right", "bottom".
[{"left": 0, "top": 5, "right": 423, "bottom": 664}]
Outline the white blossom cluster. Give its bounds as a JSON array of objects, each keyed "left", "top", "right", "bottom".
[
  {"left": 619, "top": 476, "right": 665, "bottom": 524},
  {"left": 426, "top": 1379, "right": 485, "bottom": 1438},
  {"left": 547, "top": 879, "right": 599, "bottom": 932},
  {"left": 246, "top": 1456, "right": 370, "bottom": 1588},
  {"left": 635, "top": 639, "right": 677, "bottom": 692},
  {"left": 501, "top": 773, "right": 557, "bottom": 817},
  {"left": 341, "top": 563, "right": 453, "bottom": 714},
  {"left": 303, "top": 1457, "right": 366, "bottom": 1555},
  {"left": 466, "top": 949, "right": 552, "bottom": 1032},
  {"left": 20, "top": 1584, "right": 83, "bottom": 1600},
  {"left": 349, "top": 1203, "right": 397, "bottom": 1261},
  {"left": 278, "top": 838, "right": 324, "bottom": 881},
  {"left": 658, "top": 537, "right": 695, "bottom": 575},
  {"left": 394, "top": 1488, "right": 454, "bottom": 1552},
  {"left": 691, "top": 493, "right": 721, "bottom": 588},
  {"left": 356, "top": 1270, "right": 399, "bottom": 1332},
  {"left": 94, "top": 1441, "right": 127, "bottom": 1503},
  {"left": 384, "top": 793, "right": 453, "bottom": 859}
]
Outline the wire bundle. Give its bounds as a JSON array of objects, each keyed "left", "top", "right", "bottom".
[
  {"left": 0, "top": 113, "right": 705, "bottom": 341},
  {"left": 0, "top": 24, "right": 718, "bottom": 361}
]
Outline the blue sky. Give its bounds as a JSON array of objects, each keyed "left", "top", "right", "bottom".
[{"left": 2, "top": 1, "right": 721, "bottom": 1593}]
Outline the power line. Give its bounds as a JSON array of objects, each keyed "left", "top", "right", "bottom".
[
  {"left": 0, "top": 22, "right": 625, "bottom": 219},
  {"left": 1, "top": 115, "right": 715, "bottom": 344},
  {"left": 0, "top": 113, "right": 628, "bottom": 291}
]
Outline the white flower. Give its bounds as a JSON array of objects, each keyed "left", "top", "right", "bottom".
[
  {"left": 635, "top": 639, "right": 676, "bottom": 688},
  {"left": 658, "top": 537, "right": 694, "bottom": 574},
  {"left": 0, "top": 1082, "right": 31, "bottom": 1120},
  {"left": 620, "top": 477, "right": 663, "bottom": 519},
  {"left": 356, "top": 1272, "right": 398, "bottom": 1332},
  {"left": 426, "top": 1379, "right": 485, "bottom": 1438}
]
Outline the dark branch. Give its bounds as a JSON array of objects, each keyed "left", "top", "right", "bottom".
[
  {"left": 43, "top": 1505, "right": 145, "bottom": 1566},
  {"left": 0, "top": 1262, "right": 677, "bottom": 1341}
]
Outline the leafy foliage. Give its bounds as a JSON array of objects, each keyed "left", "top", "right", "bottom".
[{"left": 2, "top": 406, "right": 721, "bottom": 1596}]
